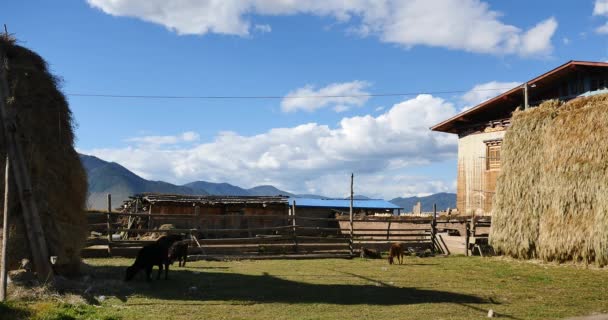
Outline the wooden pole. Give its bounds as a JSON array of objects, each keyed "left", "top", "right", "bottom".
[
  {"left": 292, "top": 200, "right": 298, "bottom": 253},
  {"left": 349, "top": 173, "right": 354, "bottom": 256},
  {"left": 0, "top": 156, "right": 9, "bottom": 301},
  {"left": 194, "top": 205, "right": 201, "bottom": 229},
  {"left": 148, "top": 203, "right": 153, "bottom": 230},
  {"left": 465, "top": 221, "right": 470, "bottom": 257},
  {"left": 524, "top": 82, "right": 529, "bottom": 109},
  {"left": 106, "top": 194, "right": 112, "bottom": 256},
  {"left": 431, "top": 203, "right": 437, "bottom": 253},
  {"left": 0, "top": 44, "right": 53, "bottom": 282}
]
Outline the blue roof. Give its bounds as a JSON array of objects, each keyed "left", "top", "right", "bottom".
[{"left": 288, "top": 198, "right": 402, "bottom": 210}]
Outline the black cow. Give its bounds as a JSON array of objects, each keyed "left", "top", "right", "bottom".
[
  {"left": 125, "top": 235, "right": 184, "bottom": 281},
  {"left": 168, "top": 240, "right": 189, "bottom": 267}
]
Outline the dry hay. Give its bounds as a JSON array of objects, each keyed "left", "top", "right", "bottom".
[
  {"left": 491, "top": 94, "right": 608, "bottom": 266},
  {"left": 0, "top": 36, "right": 87, "bottom": 275}
]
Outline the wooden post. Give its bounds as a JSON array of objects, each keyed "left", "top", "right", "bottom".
[
  {"left": 106, "top": 194, "right": 112, "bottom": 256},
  {"left": 349, "top": 173, "right": 354, "bottom": 256},
  {"left": 292, "top": 200, "right": 298, "bottom": 253},
  {"left": 148, "top": 203, "right": 153, "bottom": 230},
  {"left": 431, "top": 203, "right": 437, "bottom": 253},
  {"left": 469, "top": 215, "right": 477, "bottom": 256},
  {"left": 0, "top": 45, "right": 53, "bottom": 282},
  {"left": 0, "top": 156, "right": 10, "bottom": 301},
  {"left": 194, "top": 205, "right": 201, "bottom": 229},
  {"left": 524, "top": 82, "right": 529, "bottom": 109},
  {"left": 465, "top": 221, "right": 470, "bottom": 257}
]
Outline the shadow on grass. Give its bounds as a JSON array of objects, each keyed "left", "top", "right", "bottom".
[
  {"left": 85, "top": 264, "right": 487, "bottom": 307},
  {"left": 0, "top": 302, "right": 31, "bottom": 320}
]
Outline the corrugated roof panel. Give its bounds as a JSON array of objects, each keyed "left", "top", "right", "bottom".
[{"left": 289, "top": 198, "right": 402, "bottom": 209}]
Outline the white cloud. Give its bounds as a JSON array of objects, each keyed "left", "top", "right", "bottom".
[
  {"left": 87, "top": 0, "right": 557, "bottom": 56},
  {"left": 562, "top": 37, "right": 570, "bottom": 45},
  {"left": 518, "top": 17, "right": 557, "bottom": 56},
  {"left": 126, "top": 131, "right": 200, "bottom": 146},
  {"left": 597, "top": 22, "right": 608, "bottom": 34},
  {"left": 460, "top": 81, "right": 520, "bottom": 110},
  {"left": 254, "top": 24, "right": 272, "bottom": 33},
  {"left": 83, "top": 94, "right": 457, "bottom": 198},
  {"left": 281, "top": 81, "right": 371, "bottom": 113},
  {"left": 595, "top": 0, "right": 608, "bottom": 16},
  {"left": 594, "top": 1, "right": 608, "bottom": 34}
]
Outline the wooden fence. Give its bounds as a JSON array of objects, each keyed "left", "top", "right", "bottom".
[{"left": 84, "top": 202, "right": 491, "bottom": 259}]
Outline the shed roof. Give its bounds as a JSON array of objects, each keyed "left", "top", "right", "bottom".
[
  {"left": 431, "top": 60, "right": 608, "bottom": 134},
  {"left": 289, "top": 198, "right": 402, "bottom": 210}
]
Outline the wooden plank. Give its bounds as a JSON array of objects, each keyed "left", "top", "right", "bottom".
[
  {"left": 291, "top": 216, "right": 337, "bottom": 222},
  {"left": 188, "top": 253, "right": 353, "bottom": 261},
  {"left": 354, "top": 228, "right": 432, "bottom": 233},
  {"left": 352, "top": 228, "right": 432, "bottom": 232},
  {"left": 296, "top": 226, "right": 341, "bottom": 232},
  {"left": 352, "top": 233, "right": 430, "bottom": 237}
]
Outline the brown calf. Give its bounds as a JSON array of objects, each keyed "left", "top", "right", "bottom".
[{"left": 388, "top": 243, "right": 404, "bottom": 265}]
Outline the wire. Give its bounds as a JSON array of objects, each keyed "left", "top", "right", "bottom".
[{"left": 65, "top": 87, "right": 518, "bottom": 100}]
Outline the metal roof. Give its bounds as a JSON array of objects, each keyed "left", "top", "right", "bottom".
[{"left": 289, "top": 198, "right": 402, "bottom": 210}]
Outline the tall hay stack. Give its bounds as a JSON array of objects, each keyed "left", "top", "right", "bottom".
[
  {"left": 491, "top": 94, "right": 608, "bottom": 266},
  {"left": 0, "top": 36, "right": 87, "bottom": 275}
]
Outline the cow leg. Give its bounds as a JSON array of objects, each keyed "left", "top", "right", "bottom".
[
  {"left": 164, "top": 263, "right": 169, "bottom": 280},
  {"left": 182, "top": 257, "right": 186, "bottom": 267},
  {"left": 145, "top": 266, "right": 153, "bottom": 282},
  {"left": 157, "top": 263, "right": 163, "bottom": 280}
]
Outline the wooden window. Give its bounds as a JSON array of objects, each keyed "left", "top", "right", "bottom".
[{"left": 486, "top": 142, "right": 501, "bottom": 170}]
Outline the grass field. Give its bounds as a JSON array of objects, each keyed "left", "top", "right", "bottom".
[{"left": 2, "top": 256, "right": 607, "bottom": 320}]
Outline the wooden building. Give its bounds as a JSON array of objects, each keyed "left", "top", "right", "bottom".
[
  {"left": 122, "top": 194, "right": 290, "bottom": 238},
  {"left": 431, "top": 61, "right": 608, "bottom": 215}
]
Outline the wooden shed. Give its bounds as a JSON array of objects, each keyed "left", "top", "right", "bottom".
[{"left": 121, "top": 194, "right": 290, "bottom": 238}]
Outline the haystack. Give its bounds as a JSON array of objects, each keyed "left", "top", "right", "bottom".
[
  {"left": 0, "top": 36, "right": 87, "bottom": 275},
  {"left": 491, "top": 94, "right": 608, "bottom": 266}
]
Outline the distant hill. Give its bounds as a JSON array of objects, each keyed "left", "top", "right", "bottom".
[
  {"left": 81, "top": 154, "right": 450, "bottom": 211},
  {"left": 185, "top": 181, "right": 250, "bottom": 196},
  {"left": 81, "top": 154, "right": 198, "bottom": 209},
  {"left": 389, "top": 192, "right": 456, "bottom": 212},
  {"left": 247, "top": 185, "right": 295, "bottom": 197},
  {"left": 81, "top": 154, "right": 314, "bottom": 209}
]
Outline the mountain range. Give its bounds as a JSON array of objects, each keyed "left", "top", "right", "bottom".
[
  {"left": 389, "top": 193, "right": 457, "bottom": 212},
  {"left": 80, "top": 154, "right": 455, "bottom": 211}
]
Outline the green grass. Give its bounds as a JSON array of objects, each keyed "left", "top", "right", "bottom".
[{"left": 4, "top": 256, "right": 608, "bottom": 320}]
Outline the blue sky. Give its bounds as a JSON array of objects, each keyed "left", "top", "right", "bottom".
[{"left": 3, "top": 1, "right": 608, "bottom": 199}]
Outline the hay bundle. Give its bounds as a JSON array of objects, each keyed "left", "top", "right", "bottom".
[
  {"left": 0, "top": 36, "right": 87, "bottom": 275},
  {"left": 491, "top": 94, "right": 608, "bottom": 266}
]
